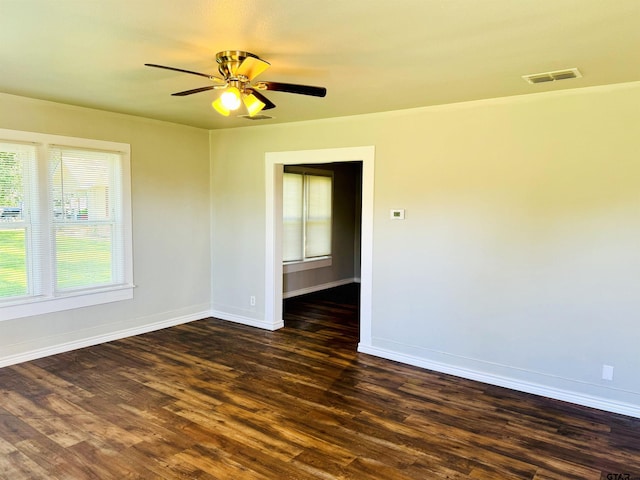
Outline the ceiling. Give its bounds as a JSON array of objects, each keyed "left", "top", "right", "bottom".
[{"left": 1, "top": 0, "right": 639, "bottom": 130}]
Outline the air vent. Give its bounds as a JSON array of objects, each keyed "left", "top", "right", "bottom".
[
  {"left": 238, "top": 114, "right": 274, "bottom": 120},
  {"left": 522, "top": 68, "right": 582, "bottom": 84}
]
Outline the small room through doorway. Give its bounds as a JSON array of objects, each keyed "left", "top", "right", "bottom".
[{"left": 281, "top": 161, "right": 363, "bottom": 336}]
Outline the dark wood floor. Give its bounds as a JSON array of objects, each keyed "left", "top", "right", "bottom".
[{"left": 1, "top": 284, "right": 639, "bottom": 479}]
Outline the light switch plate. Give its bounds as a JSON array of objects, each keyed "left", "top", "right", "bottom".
[{"left": 390, "top": 209, "right": 405, "bottom": 220}]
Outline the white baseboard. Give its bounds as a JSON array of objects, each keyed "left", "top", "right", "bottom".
[
  {"left": 11, "top": 305, "right": 634, "bottom": 419},
  {"left": 283, "top": 278, "right": 357, "bottom": 299},
  {"left": 1, "top": 307, "right": 283, "bottom": 369},
  {"left": 210, "top": 310, "right": 284, "bottom": 331},
  {"left": 358, "top": 344, "right": 640, "bottom": 419},
  {"left": 0, "top": 310, "right": 209, "bottom": 369}
]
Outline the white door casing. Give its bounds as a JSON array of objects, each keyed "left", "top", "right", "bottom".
[{"left": 264, "top": 146, "right": 374, "bottom": 348}]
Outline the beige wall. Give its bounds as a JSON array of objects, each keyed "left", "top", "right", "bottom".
[
  {"left": 0, "top": 93, "right": 211, "bottom": 362},
  {"left": 210, "top": 82, "right": 640, "bottom": 413}
]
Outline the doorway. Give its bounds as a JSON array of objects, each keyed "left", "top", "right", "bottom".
[{"left": 264, "top": 146, "right": 374, "bottom": 350}]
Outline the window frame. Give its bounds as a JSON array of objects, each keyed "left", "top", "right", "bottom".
[
  {"left": 0, "top": 128, "right": 134, "bottom": 321},
  {"left": 282, "top": 166, "right": 333, "bottom": 272}
]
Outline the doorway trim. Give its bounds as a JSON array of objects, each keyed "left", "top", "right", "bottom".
[{"left": 265, "top": 146, "right": 374, "bottom": 348}]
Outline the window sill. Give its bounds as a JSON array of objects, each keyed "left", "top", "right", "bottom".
[
  {"left": 0, "top": 284, "right": 135, "bottom": 322},
  {"left": 283, "top": 257, "right": 332, "bottom": 274}
]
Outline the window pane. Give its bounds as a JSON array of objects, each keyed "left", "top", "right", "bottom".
[
  {"left": 0, "top": 229, "right": 28, "bottom": 298},
  {"left": 51, "top": 147, "right": 120, "bottom": 291},
  {"left": 55, "top": 225, "right": 113, "bottom": 290},
  {"left": 51, "top": 149, "right": 114, "bottom": 223},
  {"left": 305, "top": 175, "right": 332, "bottom": 258},
  {"left": 1, "top": 142, "right": 36, "bottom": 299},
  {"left": 0, "top": 144, "right": 28, "bottom": 223},
  {"left": 283, "top": 173, "right": 303, "bottom": 262},
  {"left": 0, "top": 177, "right": 23, "bottom": 221}
]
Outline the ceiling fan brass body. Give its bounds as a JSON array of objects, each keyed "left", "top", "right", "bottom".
[{"left": 216, "top": 50, "right": 263, "bottom": 82}]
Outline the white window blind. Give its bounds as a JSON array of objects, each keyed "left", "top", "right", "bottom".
[
  {"left": 0, "top": 142, "right": 38, "bottom": 299},
  {"left": 305, "top": 175, "right": 332, "bottom": 258},
  {"left": 50, "top": 147, "right": 123, "bottom": 291},
  {"left": 282, "top": 170, "right": 332, "bottom": 263},
  {"left": 283, "top": 173, "right": 304, "bottom": 262}
]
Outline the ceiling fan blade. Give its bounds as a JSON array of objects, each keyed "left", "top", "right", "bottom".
[
  {"left": 145, "top": 63, "right": 223, "bottom": 82},
  {"left": 236, "top": 55, "right": 271, "bottom": 81},
  {"left": 248, "top": 89, "right": 276, "bottom": 110},
  {"left": 171, "top": 86, "right": 216, "bottom": 96},
  {"left": 256, "top": 81, "right": 327, "bottom": 97}
]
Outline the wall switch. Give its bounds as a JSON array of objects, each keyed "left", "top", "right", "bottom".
[
  {"left": 250, "top": 296, "right": 256, "bottom": 306},
  {"left": 602, "top": 364, "right": 614, "bottom": 381}
]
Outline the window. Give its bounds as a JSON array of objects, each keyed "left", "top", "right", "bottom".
[
  {"left": 0, "top": 128, "right": 133, "bottom": 321},
  {"left": 282, "top": 168, "right": 332, "bottom": 265}
]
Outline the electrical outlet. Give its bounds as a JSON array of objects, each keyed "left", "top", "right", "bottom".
[
  {"left": 602, "top": 364, "right": 614, "bottom": 381},
  {"left": 250, "top": 296, "right": 256, "bottom": 306}
]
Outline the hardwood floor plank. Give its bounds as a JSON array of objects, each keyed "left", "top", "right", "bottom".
[
  {"left": 1, "top": 284, "right": 639, "bottom": 479},
  {"left": 171, "top": 447, "right": 262, "bottom": 480},
  {"left": 9, "top": 363, "right": 95, "bottom": 403},
  {"left": 0, "top": 435, "right": 16, "bottom": 455},
  {"left": 13, "top": 438, "right": 96, "bottom": 480},
  {"left": 1, "top": 450, "right": 51, "bottom": 480},
  {"left": 1, "top": 390, "right": 92, "bottom": 448}
]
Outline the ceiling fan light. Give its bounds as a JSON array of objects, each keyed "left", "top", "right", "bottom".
[
  {"left": 219, "top": 86, "right": 241, "bottom": 110},
  {"left": 211, "top": 97, "right": 231, "bottom": 116},
  {"left": 243, "top": 93, "right": 266, "bottom": 117}
]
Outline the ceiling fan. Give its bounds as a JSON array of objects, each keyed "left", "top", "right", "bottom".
[{"left": 145, "top": 50, "right": 327, "bottom": 118}]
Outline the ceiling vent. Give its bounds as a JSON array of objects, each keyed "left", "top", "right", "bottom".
[{"left": 522, "top": 68, "right": 582, "bottom": 84}]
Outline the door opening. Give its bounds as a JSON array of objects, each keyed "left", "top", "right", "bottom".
[{"left": 265, "top": 146, "right": 374, "bottom": 350}]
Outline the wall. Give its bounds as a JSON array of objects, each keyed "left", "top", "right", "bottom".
[
  {"left": 210, "top": 82, "right": 640, "bottom": 416},
  {"left": 0, "top": 93, "right": 211, "bottom": 365},
  {"left": 283, "top": 161, "right": 361, "bottom": 297}
]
